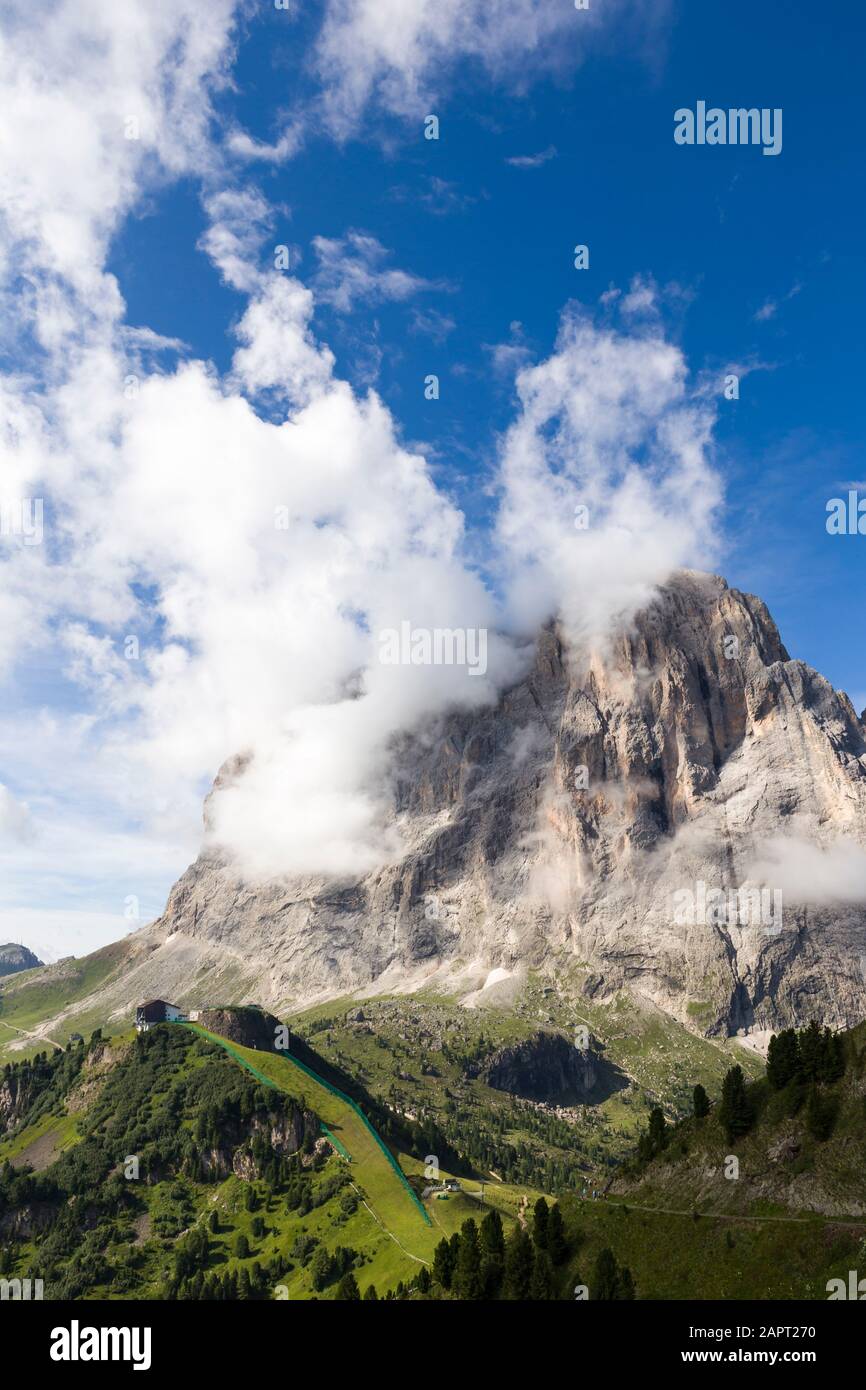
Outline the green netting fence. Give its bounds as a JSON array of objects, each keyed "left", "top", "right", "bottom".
[{"left": 183, "top": 1022, "right": 429, "bottom": 1225}]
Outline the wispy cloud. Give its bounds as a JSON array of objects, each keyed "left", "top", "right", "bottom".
[
  {"left": 410, "top": 307, "right": 456, "bottom": 343},
  {"left": 390, "top": 176, "right": 478, "bottom": 217},
  {"left": 754, "top": 281, "right": 802, "bottom": 322},
  {"left": 484, "top": 321, "right": 533, "bottom": 375},
  {"left": 312, "top": 230, "right": 442, "bottom": 312},
  {"left": 506, "top": 145, "right": 557, "bottom": 168}
]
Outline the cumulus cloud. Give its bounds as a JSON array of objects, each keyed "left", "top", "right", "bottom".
[
  {"left": 0, "top": 137, "right": 522, "bottom": 895},
  {"left": 0, "top": 0, "right": 239, "bottom": 324},
  {"left": 0, "top": 0, "right": 715, "bottom": 934},
  {"left": 495, "top": 299, "right": 721, "bottom": 647}
]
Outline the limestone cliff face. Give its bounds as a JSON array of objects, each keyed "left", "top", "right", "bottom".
[{"left": 142, "top": 571, "right": 866, "bottom": 1038}]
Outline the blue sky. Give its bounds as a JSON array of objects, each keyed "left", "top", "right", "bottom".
[
  {"left": 1, "top": 0, "right": 864, "bottom": 959},
  {"left": 113, "top": 0, "right": 866, "bottom": 688}
]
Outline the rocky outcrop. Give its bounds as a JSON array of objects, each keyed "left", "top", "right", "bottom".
[
  {"left": 0, "top": 1202, "right": 54, "bottom": 1240},
  {"left": 0, "top": 1074, "right": 29, "bottom": 1134},
  {"left": 62, "top": 572, "right": 866, "bottom": 1040},
  {"left": 196, "top": 1006, "right": 283, "bottom": 1051},
  {"left": 200, "top": 1107, "right": 313, "bottom": 1180},
  {"left": 66, "top": 1039, "right": 129, "bottom": 1113},
  {"left": 468, "top": 1029, "right": 626, "bottom": 1105}
]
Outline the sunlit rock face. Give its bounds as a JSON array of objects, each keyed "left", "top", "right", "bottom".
[{"left": 149, "top": 571, "right": 866, "bottom": 1037}]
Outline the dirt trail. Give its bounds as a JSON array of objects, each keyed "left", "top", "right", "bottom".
[
  {"left": 0, "top": 1018, "right": 66, "bottom": 1051},
  {"left": 597, "top": 1197, "right": 866, "bottom": 1229},
  {"left": 350, "top": 1182, "right": 431, "bottom": 1266}
]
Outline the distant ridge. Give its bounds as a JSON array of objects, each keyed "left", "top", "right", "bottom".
[{"left": 0, "top": 943, "right": 43, "bottom": 978}]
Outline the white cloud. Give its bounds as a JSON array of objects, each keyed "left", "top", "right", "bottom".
[
  {"left": 120, "top": 326, "right": 189, "bottom": 354},
  {"left": 621, "top": 274, "right": 659, "bottom": 317},
  {"left": 227, "top": 123, "right": 304, "bottom": 165},
  {"left": 0, "top": 0, "right": 715, "bottom": 952},
  {"left": 0, "top": 170, "right": 525, "bottom": 893},
  {"left": 311, "top": 230, "right": 439, "bottom": 312},
  {"left": 485, "top": 320, "right": 533, "bottom": 376},
  {"left": 0, "top": 784, "right": 35, "bottom": 843},
  {"left": 506, "top": 145, "right": 557, "bottom": 169},
  {"left": 410, "top": 307, "right": 456, "bottom": 343},
  {"left": 0, "top": 0, "right": 239, "bottom": 325},
  {"left": 495, "top": 299, "right": 722, "bottom": 647},
  {"left": 198, "top": 187, "right": 276, "bottom": 294},
  {"left": 0, "top": 911, "right": 139, "bottom": 964},
  {"left": 314, "top": 0, "right": 670, "bottom": 136},
  {"left": 747, "top": 835, "right": 866, "bottom": 907},
  {"left": 753, "top": 281, "right": 802, "bottom": 323}
]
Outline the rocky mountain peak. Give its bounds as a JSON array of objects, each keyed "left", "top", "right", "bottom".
[{"left": 138, "top": 571, "right": 866, "bottom": 1041}]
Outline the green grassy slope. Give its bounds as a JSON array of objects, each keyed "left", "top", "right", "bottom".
[
  {"left": 0, "top": 1021, "right": 530, "bottom": 1299},
  {"left": 612, "top": 1022, "right": 866, "bottom": 1219},
  {"left": 0, "top": 940, "right": 135, "bottom": 1063},
  {"left": 4, "top": 1015, "right": 866, "bottom": 1298},
  {"left": 183, "top": 1025, "right": 436, "bottom": 1259},
  {"left": 553, "top": 1194, "right": 866, "bottom": 1300},
  {"left": 290, "top": 985, "right": 765, "bottom": 1193}
]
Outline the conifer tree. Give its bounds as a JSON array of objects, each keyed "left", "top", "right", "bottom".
[
  {"left": 693, "top": 1084, "right": 710, "bottom": 1119},
  {"left": 547, "top": 1203, "right": 567, "bottom": 1265},
  {"left": 718, "top": 1064, "right": 752, "bottom": 1142},
  {"left": 819, "top": 1028, "right": 845, "bottom": 1084},
  {"left": 503, "top": 1228, "right": 534, "bottom": 1300},
  {"left": 648, "top": 1106, "right": 667, "bottom": 1152},
  {"left": 798, "top": 1020, "right": 823, "bottom": 1082},
  {"left": 336, "top": 1271, "right": 361, "bottom": 1300},
  {"left": 592, "top": 1247, "right": 620, "bottom": 1300},
  {"left": 480, "top": 1208, "right": 505, "bottom": 1296},
  {"left": 453, "top": 1219, "right": 483, "bottom": 1300},
  {"left": 533, "top": 1197, "right": 550, "bottom": 1250},
  {"left": 530, "top": 1249, "right": 554, "bottom": 1300},
  {"left": 767, "top": 1028, "right": 802, "bottom": 1090},
  {"left": 432, "top": 1236, "right": 454, "bottom": 1290},
  {"left": 480, "top": 1208, "right": 505, "bottom": 1259},
  {"left": 592, "top": 1247, "right": 636, "bottom": 1300}
]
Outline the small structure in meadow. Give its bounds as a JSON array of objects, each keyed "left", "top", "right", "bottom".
[{"left": 135, "top": 999, "right": 186, "bottom": 1032}]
